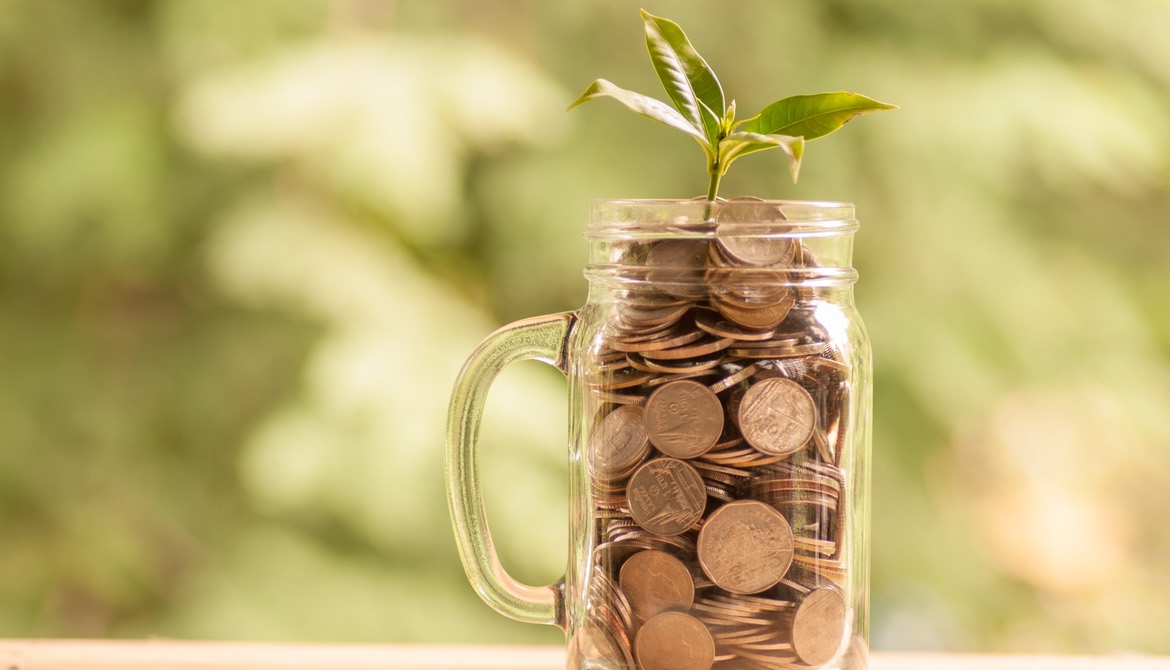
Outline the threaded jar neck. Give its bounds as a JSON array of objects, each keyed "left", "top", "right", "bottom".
[{"left": 584, "top": 199, "right": 859, "bottom": 289}]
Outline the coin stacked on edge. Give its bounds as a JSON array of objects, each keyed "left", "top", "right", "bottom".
[{"left": 584, "top": 220, "right": 852, "bottom": 670}]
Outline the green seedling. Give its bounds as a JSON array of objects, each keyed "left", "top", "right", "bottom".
[{"left": 569, "top": 9, "right": 897, "bottom": 200}]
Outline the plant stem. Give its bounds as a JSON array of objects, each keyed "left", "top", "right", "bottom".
[
  {"left": 702, "top": 169, "right": 722, "bottom": 221},
  {"left": 706, "top": 169, "right": 722, "bottom": 201}
]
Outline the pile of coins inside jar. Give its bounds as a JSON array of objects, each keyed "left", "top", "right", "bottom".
[{"left": 580, "top": 213, "right": 854, "bottom": 670}]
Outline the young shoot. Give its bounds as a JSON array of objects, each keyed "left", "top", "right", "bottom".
[{"left": 569, "top": 9, "right": 897, "bottom": 201}]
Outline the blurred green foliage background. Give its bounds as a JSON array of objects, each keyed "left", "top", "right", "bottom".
[{"left": 2, "top": 0, "right": 1169, "bottom": 654}]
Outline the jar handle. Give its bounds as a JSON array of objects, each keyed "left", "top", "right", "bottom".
[{"left": 445, "top": 312, "right": 576, "bottom": 630}]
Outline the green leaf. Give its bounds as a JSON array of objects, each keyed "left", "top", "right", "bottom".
[
  {"left": 568, "top": 79, "right": 710, "bottom": 146},
  {"left": 641, "top": 9, "right": 725, "bottom": 147},
  {"left": 719, "top": 131, "right": 806, "bottom": 182},
  {"left": 568, "top": 11, "right": 897, "bottom": 199},
  {"left": 739, "top": 92, "right": 898, "bottom": 141}
]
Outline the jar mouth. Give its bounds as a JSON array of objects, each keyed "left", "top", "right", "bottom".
[
  {"left": 587, "top": 199, "right": 858, "bottom": 240},
  {"left": 585, "top": 199, "right": 859, "bottom": 288},
  {"left": 583, "top": 265, "right": 859, "bottom": 289}
]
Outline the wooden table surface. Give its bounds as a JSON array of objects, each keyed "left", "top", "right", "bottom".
[{"left": 2, "top": 641, "right": 1169, "bottom": 670}]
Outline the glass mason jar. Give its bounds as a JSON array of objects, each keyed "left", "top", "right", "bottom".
[{"left": 446, "top": 199, "right": 872, "bottom": 670}]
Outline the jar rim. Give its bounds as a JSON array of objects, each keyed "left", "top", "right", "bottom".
[
  {"left": 592, "top": 197, "right": 854, "bottom": 208},
  {"left": 587, "top": 199, "right": 858, "bottom": 240}
]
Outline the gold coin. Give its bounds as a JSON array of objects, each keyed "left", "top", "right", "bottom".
[
  {"left": 588, "top": 366, "right": 655, "bottom": 390},
  {"left": 628, "top": 351, "right": 726, "bottom": 375},
  {"left": 726, "top": 342, "right": 826, "bottom": 359},
  {"left": 644, "top": 380, "right": 724, "bottom": 459},
  {"left": 708, "top": 266, "right": 791, "bottom": 305},
  {"left": 590, "top": 405, "right": 651, "bottom": 481},
  {"left": 642, "top": 367, "right": 713, "bottom": 388},
  {"left": 791, "top": 586, "right": 847, "bottom": 666},
  {"left": 612, "top": 318, "right": 681, "bottom": 342},
  {"left": 738, "top": 378, "right": 817, "bottom": 456},
  {"left": 626, "top": 458, "right": 706, "bottom": 536},
  {"left": 646, "top": 240, "right": 710, "bottom": 299},
  {"left": 715, "top": 230, "right": 796, "bottom": 267},
  {"left": 618, "top": 549, "right": 695, "bottom": 621},
  {"left": 725, "top": 334, "right": 802, "bottom": 349},
  {"left": 694, "top": 308, "right": 777, "bottom": 341},
  {"left": 610, "top": 325, "right": 705, "bottom": 353},
  {"left": 640, "top": 335, "right": 733, "bottom": 361},
  {"left": 697, "top": 500, "right": 794, "bottom": 595},
  {"left": 713, "top": 200, "right": 796, "bottom": 267},
  {"left": 708, "top": 362, "right": 763, "bottom": 394},
  {"left": 616, "top": 302, "right": 693, "bottom": 329},
  {"left": 590, "top": 388, "right": 647, "bottom": 406},
  {"left": 712, "top": 292, "right": 794, "bottom": 329},
  {"left": 634, "top": 611, "right": 715, "bottom": 670}
]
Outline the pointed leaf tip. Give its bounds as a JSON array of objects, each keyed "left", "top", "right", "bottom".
[
  {"left": 789, "top": 136, "right": 805, "bottom": 182},
  {"left": 641, "top": 9, "right": 726, "bottom": 148},
  {"left": 567, "top": 78, "right": 709, "bottom": 144},
  {"left": 742, "top": 92, "right": 897, "bottom": 142}
]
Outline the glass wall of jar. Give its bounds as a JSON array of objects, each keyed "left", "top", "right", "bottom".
[{"left": 447, "top": 200, "right": 872, "bottom": 670}]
